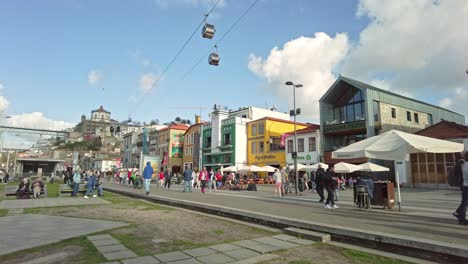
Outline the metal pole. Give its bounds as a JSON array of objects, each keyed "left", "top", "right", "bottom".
[
  {"left": 293, "top": 86, "right": 298, "bottom": 195},
  {"left": 13, "top": 150, "right": 17, "bottom": 178},
  {"left": 6, "top": 151, "right": 10, "bottom": 173}
]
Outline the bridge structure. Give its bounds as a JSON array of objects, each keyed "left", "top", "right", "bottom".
[{"left": 0, "top": 125, "right": 70, "bottom": 136}]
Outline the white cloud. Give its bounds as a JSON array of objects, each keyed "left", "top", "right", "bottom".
[
  {"left": 139, "top": 73, "right": 158, "bottom": 94},
  {"left": 248, "top": 32, "right": 349, "bottom": 120},
  {"left": 0, "top": 96, "right": 9, "bottom": 113},
  {"left": 439, "top": 87, "right": 468, "bottom": 120},
  {"left": 343, "top": 0, "right": 468, "bottom": 96},
  {"left": 88, "top": 70, "right": 102, "bottom": 86},
  {"left": 6, "top": 112, "right": 74, "bottom": 131},
  {"left": 0, "top": 83, "right": 4, "bottom": 90}
]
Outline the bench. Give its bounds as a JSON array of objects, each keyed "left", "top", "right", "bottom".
[
  {"left": 4, "top": 185, "right": 48, "bottom": 198},
  {"left": 59, "top": 183, "right": 87, "bottom": 197}
]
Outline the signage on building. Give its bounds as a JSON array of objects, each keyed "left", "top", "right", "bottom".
[
  {"left": 222, "top": 118, "right": 236, "bottom": 126},
  {"left": 162, "top": 152, "right": 168, "bottom": 165},
  {"left": 254, "top": 154, "right": 277, "bottom": 160},
  {"left": 323, "top": 120, "right": 366, "bottom": 134}
]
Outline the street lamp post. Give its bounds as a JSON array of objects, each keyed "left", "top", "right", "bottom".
[{"left": 285, "top": 81, "right": 302, "bottom": 195}]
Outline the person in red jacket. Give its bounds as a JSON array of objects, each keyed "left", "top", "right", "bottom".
[
  {"left": 215, "top": 170, "right": 223, "bottom": 188},
  {"left": 198, "top": 167, "right": 209, "bottom": 193}
]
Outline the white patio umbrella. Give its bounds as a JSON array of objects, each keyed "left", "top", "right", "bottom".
[
  {"left": 223, "top": 165, "right": 238, "bottom": 172},
  {"left": 358, "top": 162, "right": 389, "bottom": 172},
  {"left": 333, "top": 162, "right": 363, "bottom": 173},
  {"left": 248, "top": 165, "right": 266, "bottom": 172},
  {"left": 261, "top": 165, "right": 278, "bottom": 173},
  {"left": 305, "top": 162, "right": 329, "bottom": 171},
  {"left": 332, "top": 129, "right": 464, "bottom": 210},
  {"left": 288, "top": 163, "right": 307, "bottom": 171}
]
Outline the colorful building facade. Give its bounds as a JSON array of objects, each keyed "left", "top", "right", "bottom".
[
  {"left": 284, "top": 125, "right": 321, "bottom": 166},
  {"left": 247, "top": 117, "right": 308, "bottom": 168},
  {"left": 183, "top": 119, "right": 205, "bottom": 171},
  {"left": 156, "top": 124, "right": 188, "bottom": 174}
]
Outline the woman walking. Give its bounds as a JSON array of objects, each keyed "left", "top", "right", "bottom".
[
  {"left": 199, "top": 167, "right": 209, "bottom": 193},
  {"left": 273, "top": 169, "right": 282, "bottom": 197}
]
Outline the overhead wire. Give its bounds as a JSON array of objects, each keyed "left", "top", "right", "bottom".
[
  {"left": 128, "top": 0, "right": 223, "bottom": 118},
  {"left": 181, "top": 0, "right": 260, "bottom": 81}
]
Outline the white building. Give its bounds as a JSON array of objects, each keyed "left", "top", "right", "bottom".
[
  {"left": 285, "top": 125, "right": 321, "bottom": 166},
  {"left": 94, "top": 158, "right": 117, "bottom": 171}
]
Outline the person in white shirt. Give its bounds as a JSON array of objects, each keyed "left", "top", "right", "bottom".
[{"left": 273, "top": 169, "right": 282, "bottom": 197}]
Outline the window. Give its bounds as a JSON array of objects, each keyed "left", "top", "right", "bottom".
[
  {"left": 414, "top": 113, "right": 419, "bottom": 124},
  {"left": 309, "top": 137, "right": 316, "bottom": 152},
  {"left": 252, "top": 124, "right": 257, "bottom": 136},
  {"left": 251, "top": 142, "right": 257, "bottom": 154},
  {"left": 372, "top": 101, "right": 380, "bottom": 122},
  {"left": 224, "top": 133, "right": 231, "bottom": 145},
  {"left": 205, "top": 137, "right": 211, "bottom": 148},
  {"left": 185, "top": 147, "right": 188, "bottom": 155},
  {"left": 407, "top": 111, "right": 412, "bottom": 122},
  {"left": 259, "top": 142, "right": 264, "bottom": 153},
  {"left": 427, "top": 114, "right": 433, "bottom": 125},
  {"left": 223, "top": 154, "right": 231, "bottom": 163},
  {"left": 269, "top": 137, "right": 283, "bottom": 151},
  {"left": 391, "top": 108, "right": 396, "bottom": 119},
  {"left": 258, "top": 123, "right": 265, "bottom": 135},
  {"left": 287, "top": 140, "right": 293, "bottom": 153},
  {"left": 298, "top": 138, "right": 304, "bottom": 152}
]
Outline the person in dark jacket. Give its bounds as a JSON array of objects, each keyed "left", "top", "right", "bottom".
[
  {"left": 164, "top": 168, "right": 172, "bottom": 189},
  {"left": 183, "top": 168, "right": 193, "bottom": 192},
  {"left": 324, "top": 165, "right": 338, "bottom": 209},
  {"left": 454, "top": 152, "right": 468, "bottom": 225},
  {"left": 143, "top": 162, "right": 154, "bottom": 195},
  {"left": 315, "top": 165, "right": 326, "bottom": 202}
]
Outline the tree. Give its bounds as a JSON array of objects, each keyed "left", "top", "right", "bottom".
[
  {"left": 175, "top": 117, "right": 182, "bottom": 122},
  {"left": 150, "top": 119, "right": 160, "bottom": 126}
]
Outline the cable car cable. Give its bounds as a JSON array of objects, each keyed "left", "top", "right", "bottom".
[
  {"left": 127, "top": 0, "right": 223, "bottom": 116},
  {"left": 181, "top": 0, "right": 260, "bottom": 79}
]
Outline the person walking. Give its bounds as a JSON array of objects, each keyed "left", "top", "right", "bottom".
[
  {"left": 324, "top": 165, "right": 338, "bottom": 209},
  {"left": 143, "top": 162, "right": 153, "bottom": 195},
  {"left": 273, "top": 169, "right": 282, "bottom": 197},
  {"left": 84, "top": 171, "right": 98, "bottom": 198},
  {"left": 4, "top": 172, "right": 9, "bottom": 184},
  {"left": 453, "top": 152, "right": 468, "bottom": 225},
  {"left": 183, "top": 168, "right": 193, "bottom": 192},
  {"left": 208, "top": 169, "right": 215, "bottom": 192},
  {"left": 72, "top": 168, "right": 82, "bottom": 197},
  {"left": 158, "top": 169, "right": 165, "bottom": 188},
  {"left": 192, "top": 169, "right": 199, "bottom": 189},
  {"left": 164, "top": 168, "right": 172, "bottom": 189},
  {"left": 199, "top": 167, "right": 209, "bottom": 193},
  {"left": 315, "top": 165, "right": 326, "bottom": 202}
]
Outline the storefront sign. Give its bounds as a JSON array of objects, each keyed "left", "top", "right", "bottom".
[
  {"left": 254, "top": 154, "right": 277, "bottom": 160},
  {"left": 323, "top": 120, "right": 366, "bottom": 134}
]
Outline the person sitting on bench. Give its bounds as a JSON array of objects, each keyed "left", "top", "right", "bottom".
[
  {"left": 17, "top": 178, "right": 31, "bottom": 199},
  {"left": 32, "top": 177, "right": 44, "bottom": 198},
  {"left": 356, "top": 174, "right": 375, "bottom": 200}
]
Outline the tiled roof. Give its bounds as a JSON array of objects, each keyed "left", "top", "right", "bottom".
[{"left": 415, "top": 120, "right": 468, "bottom": 139}]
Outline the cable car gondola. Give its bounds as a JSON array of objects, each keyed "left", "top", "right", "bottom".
[
  {"left": 208, "top": 45, "right": 220, "bottom": 66},
  {"left": 202, "top": 15, "right": 215, "bottom": 39}
]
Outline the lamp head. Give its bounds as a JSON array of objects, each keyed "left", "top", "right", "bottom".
[
  {"left": 285, "top": 81, "right": 293, "bottom": 86},
  {"left": 295, "top": 84, "right": 303, "bottom": 88}
]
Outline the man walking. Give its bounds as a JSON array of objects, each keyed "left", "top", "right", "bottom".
[
  {"left": 324, "top": 165, "right": 338, "bottom": 209},
  {"left": 315, "top": 164, "right": 326, "bottom": 202},
  {"left": 143, "top": 162, "right": 153, "bottom": 195},
  {"left": 164, "top": 168, "right": 172, "bottom": 189},
  {"left": 183, "top": 168, "right": 193, "bottom": 192},
  {"left": 84, "top": 171, "right": 97, "bottom": 198},
  {"left": 454, "top": 152, "right": 468, "bottom": 225}
]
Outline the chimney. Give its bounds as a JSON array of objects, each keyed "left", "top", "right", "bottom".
[{"left": 195, "top": 115, "right": 201, "bottom": 124}]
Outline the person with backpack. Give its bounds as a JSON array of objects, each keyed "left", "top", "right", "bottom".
[
  {"left": 315, "top": 165, "right": 326, "bottom": 202},
  {"left": 452, "top": 152, "right": 468, "bottom": 225},
  {"left": 324, "top": 165, "right": 339, "bottom": 209}
]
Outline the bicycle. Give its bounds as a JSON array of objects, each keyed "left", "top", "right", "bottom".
[{"left": 133, "top": 176, "right": 143, "bottom": 189}]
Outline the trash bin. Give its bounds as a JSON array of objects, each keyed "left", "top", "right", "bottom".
[{"left": 371, "top": 181, "right": 395, "bottom": 209}]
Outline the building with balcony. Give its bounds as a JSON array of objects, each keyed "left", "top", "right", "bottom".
[
  {"left": 247, "top": 117, "right": 308, "bottom": 169},
  {"left": 122, "top": 131, "right": 139, "bottom": 168},
  {"left": 183, "top": 116, "right": 205, "bottom": 171},
  {"left": 202, "top": 105, "right": 290, "bottom": 171},
  {"left": 156, "top": 124, "right": 188, "bottom": 174},
  {"left": 284, "top": 125, "right": 321, "bottom": 166},
  {"left": 319, "top": 76, "right": 465, "bottom": 185}
]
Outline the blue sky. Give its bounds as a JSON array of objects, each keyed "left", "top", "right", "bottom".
[{"left": 0, "top": 0, "right": 467, "bottom": 136}]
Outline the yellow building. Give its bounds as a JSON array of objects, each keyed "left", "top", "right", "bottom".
[{"left": 247, "top": 117, "right": 308, "bottom": 169}]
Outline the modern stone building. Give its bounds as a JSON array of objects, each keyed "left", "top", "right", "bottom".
[
  {"left": 319, "top": 76, "right": 465, "bottom": 185},
  {"left": 201, "top": 105, "right": 291, "bottom": 171}
]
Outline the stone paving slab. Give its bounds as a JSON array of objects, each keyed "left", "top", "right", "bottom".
[
  {"left": 253, "top": 237, "right": 298, "bottom": 249},
  {"left": 92, "top": 238, "right": 121, "bottom": 247},
  {"left": 231, "top": 240, "right": 262, "bottom": 248},
  {"left": 0, "top": 214, "right": 127, "bottom": 255},
  {"left": 271, "top": 234, "right": 297, "bottom": 241},
  {"left": 0, "top": 197, "right": 110, "bottom": 209},
  {"left": 155, "top": 251, "right": 192, "bottom": 262},
  {"left": 20, "top": 252, "right": 69, "bottom": 264},
  {"left": 88, "top": 234, "right": 114, "bottom": 241},
  {"left": 97, "top": 244, "right": 128, "bottom": 253},
  {"left": 288, "top": 238, "right": 315, "bottom": 246},
  {"left": 208, "top": 243, "right": 241, "bottom": 252},
  {"left": 247, "top": 244, "right": 280, "bottom": 254},
  {"left": 152, "top": 238, "right": 168, "bottom": 244},
  {"left": 167, "top": 258, "right": 203, "bottom": 264},
  {"left": 223, "top": 248, "right": 260, "bottom": 260},
  {"left": 121, "top": 256, "right": 160, "bottom": 264},
  {"left": 197, "top": 252, "right": 235, "bottom": 264},
  {"left": 228, "top": 254, "right": 279, "bottom": 264},
  {"left": 102, "top": 250, "right": 137, "bottom": 261},
  {"left": 183, "top": 247, "right": 217, "bottom": 257}
]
